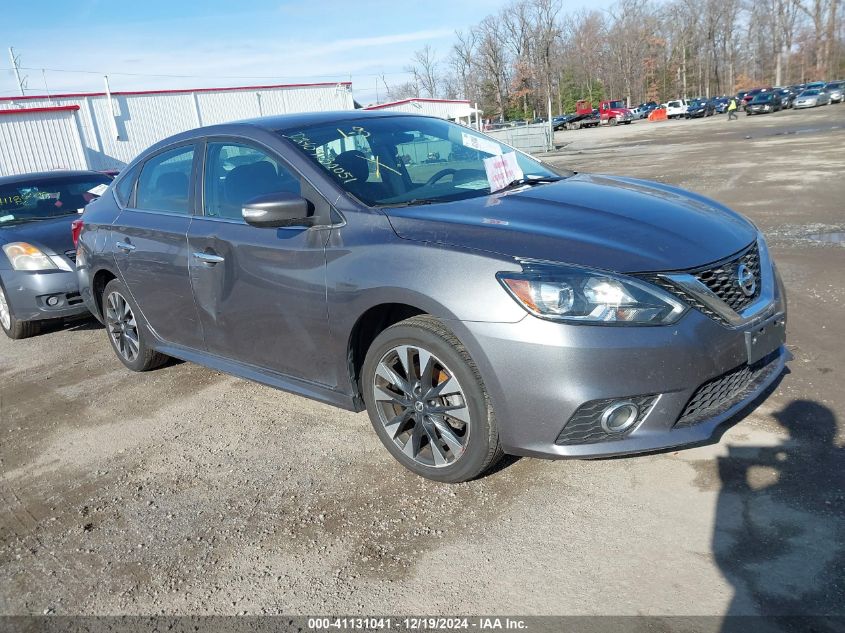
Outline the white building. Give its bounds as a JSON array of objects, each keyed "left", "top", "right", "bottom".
[
  {"left": 0, "top": 82, "right": 355, "bottom": 176},
  {"left": 364, "top": 98, "right": 482, "bottom": 128}
]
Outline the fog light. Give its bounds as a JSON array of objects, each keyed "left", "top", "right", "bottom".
[
  {"left": 600, "top": 401, "right": 640, "bottom": 433},
  {"left": 46, "top": 295, "right": 60, "bottom": 307}
]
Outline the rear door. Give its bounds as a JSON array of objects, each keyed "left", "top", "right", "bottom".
[
  {"left": 187, "top": 138, "right": 334, "bottom": 385},
  {"left": 112, "top": 143, "right": 204, "bottom": 349}
]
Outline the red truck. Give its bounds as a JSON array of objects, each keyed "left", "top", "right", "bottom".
[
  {"left": 597, "top": 99, "right": 634, "bottom": 125},
  {"left": 564, "top": 99, "right": 633, "bottom": 129}
]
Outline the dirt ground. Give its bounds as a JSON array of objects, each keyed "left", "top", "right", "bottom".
[{"left": 1, "top": 105, "right": 843, "bottom": 619}]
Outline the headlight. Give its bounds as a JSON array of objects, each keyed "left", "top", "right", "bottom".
[
  {"left": 498, "top": 263, "right": 687, "bottom": 325},
  {"left": 3, "top": 242, "right": 58, "bottom": 271}
]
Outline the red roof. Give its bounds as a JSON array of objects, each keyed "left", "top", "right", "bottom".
[
  {"left": 364, "top": 97, "right": 471, "bottom": 110},
  {"left": 0, "top": 105, "right": 80, "bottom": 115},
  {"left": 0, "top": 81, "right": 353, "bottom": 103}
]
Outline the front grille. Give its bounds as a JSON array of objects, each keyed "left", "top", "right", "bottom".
[
  {"left": 556, "top": 394, "right": 657, "bottom": 445},
  {"left": 693, "top": 243, "right": 760, "bottom": 312},
  {"left": 675, "top": 352, "right": 781, "bottom": 428},
  {"left": 66, "top": 292, "right": 83, "bottom": 306},
  {"left": 640, "top": 242, "right": 762, "bottom": 326},
  {"left": 65, "top": 250, "right": 77, "bottom": 262}
]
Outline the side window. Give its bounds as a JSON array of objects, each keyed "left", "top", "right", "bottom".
[
  {"left": 114, "top": 163, "right": 141, "bottom": 206},
  {"left": 204, "top": 143, "right": 301, "bottom": 220},
  {"left": 135, "top": 146, "right": 195, "bottom": 214}
]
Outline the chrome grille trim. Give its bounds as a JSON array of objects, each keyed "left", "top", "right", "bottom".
[{"left": 641, "top": 236, "right": 774, "bottom": 328}]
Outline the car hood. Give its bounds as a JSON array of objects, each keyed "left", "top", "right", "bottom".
[
  {"left": 384, "top": 174, "right": 757, "bottom": 273},
  {"left": 0, "top": 214, "right": 77, "bottom": 254}
]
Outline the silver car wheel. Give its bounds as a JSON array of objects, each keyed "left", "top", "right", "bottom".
[
  {"left": 106, "top": 291, "right": 140, "bottom": 362},
  {"left": 0, "top": 285, "right": 10, "bottom": 330},
  {"left": 372, "top": 344, "right": 471, "bottom": 468}
]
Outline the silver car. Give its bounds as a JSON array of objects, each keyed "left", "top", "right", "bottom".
[
  {"left": 793, "top": 89, "right": 831, "bottom": 108},
  {"left": 77, "top": 112, "right": 787, "bottom": 482},
  {"left": 825, "top": 82, "right": 844, "bottom": 103}
]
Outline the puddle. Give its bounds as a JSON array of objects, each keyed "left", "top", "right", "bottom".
[{"left": 806, "top": 231, "right": 845, "bottom": 245}]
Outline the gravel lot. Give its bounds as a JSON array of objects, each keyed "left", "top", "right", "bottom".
[{"left": 1, "top": 105, "right": 843, "bottom": 618}]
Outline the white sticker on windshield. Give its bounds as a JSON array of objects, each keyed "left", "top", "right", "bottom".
[
  {"left": 483, "top": 152, "right": 524, "bottom": 192},
  {"left": 461, "top": 132, "right": 502, "bottom": 156},
  {"left": 87, "top": 183, "right": 109, "bottom": 196},
  {"left": 0, "top": 215, "right": 13, "bottom": 223}
]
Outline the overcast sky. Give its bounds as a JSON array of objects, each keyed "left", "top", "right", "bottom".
[{"left": 2, "top": 0, "right": 537, "bottom": 105}]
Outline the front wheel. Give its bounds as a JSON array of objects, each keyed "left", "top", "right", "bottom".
[
  {"left": 362, "top": 315, "right": 503, "bottom": 483},
  {"left": 102, "top": 279, "right": 169, "bottom": 371}
]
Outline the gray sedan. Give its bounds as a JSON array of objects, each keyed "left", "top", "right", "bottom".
[
  {"left": 0, "top": 170, "right": 111, "bottom": 338},
  {"left": 793, "top": 89, "right": 831, "bottom": 108},
  {"left": 76, "top": 111, "right": 787, "bottom": 482}
]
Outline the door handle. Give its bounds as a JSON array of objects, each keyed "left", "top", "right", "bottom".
[
  {"left": 193, "top": 251, "right": 225, "bottom": 264},
  {"left": 116, "top": 241, "right": 136, "bottom": 253}
]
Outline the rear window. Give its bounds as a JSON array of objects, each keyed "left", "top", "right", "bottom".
[{"left": 0, "top": 174, "right": 112, "bottom": 226}]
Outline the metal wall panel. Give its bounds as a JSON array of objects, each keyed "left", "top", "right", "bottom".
[
  {"left": 0, "top": 84, "right": 355, "bottom": 176},
  {"left": 0, "top": 110, "right": 87, "bottom": 176}
]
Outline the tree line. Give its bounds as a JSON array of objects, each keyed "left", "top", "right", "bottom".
[{"left": 390, "top": 0, "right": 843, "bottom": 119}]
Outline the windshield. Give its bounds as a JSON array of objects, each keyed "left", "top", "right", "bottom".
[
  {"left": 801, "top": 90, "right": 820, "bottom": 96},
  {"left": 752, "top": 94, "right": 773, "bottom": 103},
  {"left": 607, "top": 100, "right": 625, "bottom": 109},
  {"left": 0, "top": 174, "right": 111, "bottom": 226},
  {"left": 277, "top": 116, "right": 562, "bottom": 206}
]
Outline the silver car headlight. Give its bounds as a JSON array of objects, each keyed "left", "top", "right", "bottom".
[
  {"left": 2, "top": 242, "right": 59, "bottom": 271},
  {"left": 498, "top": 263, "right": 687, "bottom": 325}
]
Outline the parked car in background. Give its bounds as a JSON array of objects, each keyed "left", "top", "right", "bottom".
[
  {"left": 0, "top": 170, "right": 112, "bottom": 339},
  {"left": 741, "top": 88, "right": 771, "bottom": 108},
  {"left": 776, "top": 88, "right": 796, "bottom": 108},
  {"left": 713, "top": 97, "right": 730, "bottom": 113},
  {"left": 746, "top": 92, "right": 783, "bottom": 115},
  {"left": 76, "top": 111, "right": 786, "bottom": 482},
  {"left": 629, "top": 106, "right": 648, "bottom": 120},
  {"left": 663, "top": 99, "right": 687, "bottom": 119},
  {"left": 793, "top": 89, "right": 831, "bottom": 108},
  {"left": 685, "top": 99, "right": 715, "bottom": 118},
  {"left": 825, "top": 81, "right": 844, "bottom": 103}
]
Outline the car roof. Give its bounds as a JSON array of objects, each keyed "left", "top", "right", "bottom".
[
  {"left": 0, "top": 169, "right": 110, "bottom": 187},
  {"left": 241, "top": 109, "right": 413, "bottom": 131}
]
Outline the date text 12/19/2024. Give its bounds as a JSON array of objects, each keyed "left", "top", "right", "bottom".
[{"left": 307, "top": 617, "right": 528, "bottom": 631}]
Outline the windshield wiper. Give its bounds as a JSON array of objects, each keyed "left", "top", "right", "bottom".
[
  {"left": 497, "top": 176, "right": 563, "bottom": 192},
  {"left": 380, "top": 198, "right": 436, "bottom": 208}
]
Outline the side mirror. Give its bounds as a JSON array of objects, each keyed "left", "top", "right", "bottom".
[{"left": 242, "top": 192, "right": 314, "bottom": 228}]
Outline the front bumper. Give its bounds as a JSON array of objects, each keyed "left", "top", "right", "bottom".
[
  {"left": 450, "top": 269, "right": 787, "bottom": 459},
  {"left": 0, "top": 268, "right": 88, "bottom": 322}
]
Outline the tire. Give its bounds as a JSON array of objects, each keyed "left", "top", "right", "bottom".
[
  {"left": 609, "top": 117, "right": 617, "bottom": 126},
  {"left": 102, "top": 278, "right": 169, "bottom": 372},
  {"left": 361, "top": 315, "right": 503, "bottom": 483},
  {"left": 0, "top": 282, "right": 41, "bottom": 340}
]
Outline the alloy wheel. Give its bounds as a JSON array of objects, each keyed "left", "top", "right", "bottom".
[
  {"left": 372, "top": 344, "right": 471, "bottom": 468},
  {"left": 106, "top": 291, "right": 140, "bottom": 362},
  {"left": 0, "top": 286, "right": 10, "bottom": 330}
]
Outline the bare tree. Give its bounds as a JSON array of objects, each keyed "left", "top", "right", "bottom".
[{"left": 406, "top": 45, "right": 440, "bottom": 98}]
